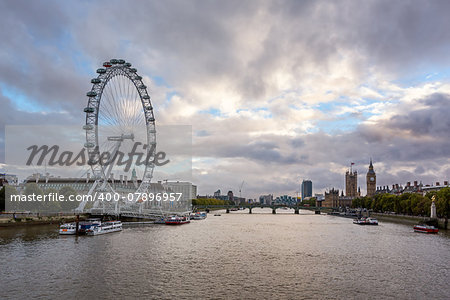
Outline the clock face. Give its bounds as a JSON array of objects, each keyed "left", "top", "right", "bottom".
[{"left": 370, "top": 177, "right": 374, "bottom": 182}]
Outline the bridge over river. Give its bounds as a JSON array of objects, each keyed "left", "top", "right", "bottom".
[{"left": 193, "top": 204, "right": 333, "bottom": 214}]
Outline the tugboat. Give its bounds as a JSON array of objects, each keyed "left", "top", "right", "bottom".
[
  {"left": 86, "top": 221, "right": 123, "bottom": 235},
  {"left": 413, "top": 225, "right": 439, "bottom": 234},
  {"left": 165, "top": 215, "right": 190, "bottom": 225},
  {"left": 59, "top": 223, "right": 78, "bottom": 235}
]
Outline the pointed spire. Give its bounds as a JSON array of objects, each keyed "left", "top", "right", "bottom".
[{"left": 369, "top": 158, "right": 373, "bottom": 168}]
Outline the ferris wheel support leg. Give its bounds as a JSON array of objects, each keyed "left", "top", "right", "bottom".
[
  {"left": 99, "top": 140, "right": 122, "bottom": 190},
  {"left": 75, "top": 179, "right": 100, "bottom": 212},
  {"left": 115, "top": 201, "right": 119, "bottom": 215}
]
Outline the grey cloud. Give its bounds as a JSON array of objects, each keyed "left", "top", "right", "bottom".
[{"left": 386, "top": 93, "right": 450, "bottom": 135}]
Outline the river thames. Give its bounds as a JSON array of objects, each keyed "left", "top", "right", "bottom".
[{"left": 1, "top": 209, "right": 449, "bottom": 299}]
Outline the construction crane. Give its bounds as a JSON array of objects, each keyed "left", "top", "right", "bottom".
[{"left": 239, "top": 181, "right": 245, "bottom": 199}]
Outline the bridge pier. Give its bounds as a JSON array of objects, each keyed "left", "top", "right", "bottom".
[
  {"left": 272, "top": 207, "right": 276, "bottom": 214},
  {"left": 249, "top": 207, "right": 252, "bottom": 214},
  {"left": 226, "top": 208, "right": 230, "bottom": 213},
  {"left": 294, "top": 208, "right": 299, "bottom": 214}
]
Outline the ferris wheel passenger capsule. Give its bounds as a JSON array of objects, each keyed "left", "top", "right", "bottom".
[
  {"left": 86, "top": 91, "right": 97, "bottom": 97},
  {"left": 96, "top": 68, "right": 106, "bottom": 74},
  {"left": 84, "top": 142, "right": 95, "bottom": 148},
  {"left": 148, "top": 117, "right": 155, "bottom": 122},
  {"left": 124, "top": 62, "right": 131, "bottom": 67},
  {"left": 139, "top": 84, "right": 147, "bottom": 89},
  {"left": 118, "top": 59, "right": 125, "bottom": 64},
  {"left": 91, "top": 78, "right": 101, "bottom": 84},
  {"left": 103, "top": 62, "right": 112, "bottom": 68},
  {"left": 145, "top": 106, "right": 153, "bottom": 111},
  {"left": 83, "top": 124, "right": 94, "bottom": 130},
  {"left": 83, "top": 107, "right": 95, "bottom": 113},
  {"left": 130, "top": 68, "right": 137, "bottom": 73},
  {"left": 134, "top": 75, "right": 142, "bottom": 80},
  {"left": 110, "top": 59, "right": 118, "bottom": 64}
]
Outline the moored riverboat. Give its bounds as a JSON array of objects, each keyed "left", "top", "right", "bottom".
[
  {"left": 59, "top": 223, "right": 78, "bottom": 235},
  {"left": 78, "top": 219, "right": 102, "bottom": 234},
  {"left": 86, "top": 221, "right": 122, "bottom": 235},
  {"left": 190, "top": 212, "right": 207, "bottom": 220},
  {"left": 413, "top": 225, "right": 438, "bottom": 234},
  {"left": 165, "top": 215, "right": 190, "bottom": 225}
]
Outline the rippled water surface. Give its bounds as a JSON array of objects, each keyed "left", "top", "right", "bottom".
[{"left": 1, "top": 209, "right": 449, "bottom": 299}]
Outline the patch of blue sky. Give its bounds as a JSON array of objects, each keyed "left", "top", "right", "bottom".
[
  {"left": 151, "top": 75, "right": 170, "bottom": 87},
  {"left": 164, "top": 91, "right": 177, "bottom": 103},
  {"left": 315, "top": 116, "right": 362, "bottom": 134},
  {"left": 288, "top": 104, "right": 300, "bottom": 110},
  {"left": 72, "top": 53, "right": 96, "bottom": 76},
  {"left": 0, "top": 83, "right": 52, "bottom": 113},
  {"left": 316, "top": 96, "right": 385, "bottom": 115},
  {"left": 199, "top": 108, "right": 222, "bottom": 117},
  {"left": 316, "top": 100, "right": 351, "bottom": 113},
  {"left": 393, "top": 68, "right": 450, "bottom": 87}
]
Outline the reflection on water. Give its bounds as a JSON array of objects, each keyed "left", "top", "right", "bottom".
[{"left": 1, "top": 208, "right": 449, "bottom": 299}]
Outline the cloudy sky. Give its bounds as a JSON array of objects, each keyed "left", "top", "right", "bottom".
[{"left": 1, "top": 0, "right": 449, "bottom": 198}]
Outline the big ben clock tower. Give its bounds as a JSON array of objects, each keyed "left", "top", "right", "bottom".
[{"left": 366, "top": 159, "right": 376, "bottom": 197}]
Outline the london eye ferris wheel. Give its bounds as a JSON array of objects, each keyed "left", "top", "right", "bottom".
[{"left": 77, "top": 59, "right": 156, "bottom": 213}]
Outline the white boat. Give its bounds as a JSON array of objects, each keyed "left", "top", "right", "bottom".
[
  {"left": 59, "top": 223, "right": 78, "bottom": 235},
  {"left": 353, "top": 217, "right": 378, "bottom": 225},
  {"left": 86, "top": 221, "right": 123, "bottom": 235},
  {"left": 78, "top": 219, "right": 102, "bottom": 234},
  {"left": 366, "top": 217, "right": 379, "bottom": 225}
]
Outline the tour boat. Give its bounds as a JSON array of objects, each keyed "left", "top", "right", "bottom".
[
  {"left": 190, "top": 212, "right": 207, "bottom": 220},
  {"left": 86, "top": 221, "right": 123, "bottom": 235},
  {"left": 59, "top": 223, "right": 78, "bottom": 235},
  {"left": 353, "top": 217, "right": 378, "bottom": 225},
  {"left": 78, "top": 219, "right": 102, "bottom": 234},
  {"left": 353, "top": 218, "right": 366, "bottom": 225},
  {"left": 413, "top": 225, "right": 439, "bottom": 234},
  {"left": 165, "top": 216, "right": 190, "bottom": 225}
]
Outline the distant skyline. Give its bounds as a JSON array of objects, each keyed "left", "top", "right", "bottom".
[{"left": 1, "top": 0, "right": 449, "bottom": 198}]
